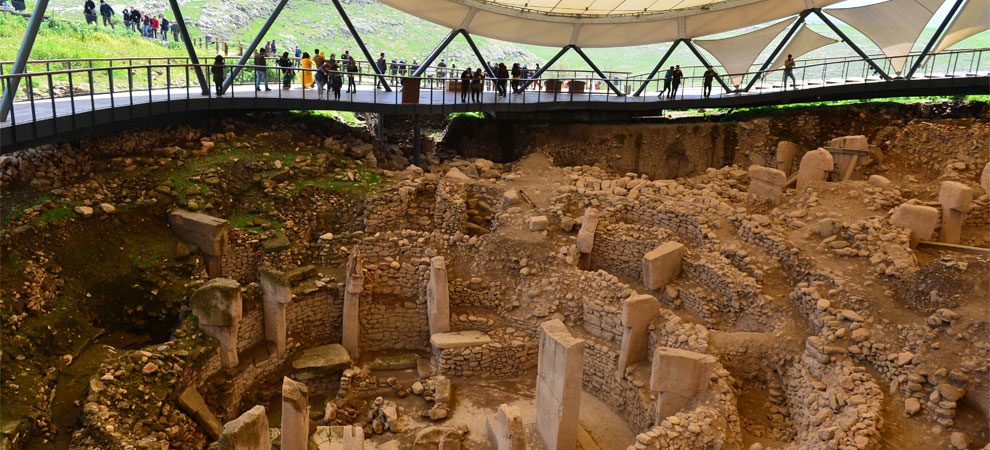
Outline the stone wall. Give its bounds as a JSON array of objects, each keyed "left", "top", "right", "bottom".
[
  {"left": 433, "top": 179, "right": 468, "bottom": 236},
  {"left": 433, "top": 331, "right": 537, "bottom": 378},
  {"left": 364, "top": 179, "right": 438, "bottom": 233},
  {"left": 590, "top": 223, "right": 665, "bottom": 281},
  {"left": 582, "top": 340, "right": 655, "bottom": 433}
]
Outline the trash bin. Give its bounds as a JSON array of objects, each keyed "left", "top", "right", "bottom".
[
  {"left": 401, "top": 77, "right": 420, "bottom": 104},
  {"left": 569, "top": 80, "right": 586, "bottom": 94},
  {"left": 545, "top": 79, "right": 563, "bottom": 93}
]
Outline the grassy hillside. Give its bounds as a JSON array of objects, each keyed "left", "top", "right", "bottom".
[{"left": 4, "top": 0, "right": 989, "bottom": 76}]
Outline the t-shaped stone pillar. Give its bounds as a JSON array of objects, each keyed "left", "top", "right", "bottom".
[
  {"left": 281, "top": 377, "right": 309, "bottom": 450},
  {"left": 748, "top": 165, "right": 787, "bottom": 204},
  {"left": 796, "top": 148, "right": 834, "bottom": 190},
  {"left": 427, "top": 256, "right": 451, "bottom": 335},
  {"left": 650, "top": 347, "right": 717, "bottom": 422},
  {"left": 643, "top": 242, "right": 685, "bottom": 290},
  {"left": 191, "top": 278, "right": 242, "bottom": 369},
  {"left": 218, "top": 405, "right": 270, "bottom": 450},
  {"left": 169, "top": 209, "right": 229, "bottom": 278},
  {"left": 576, "top": 208, "right": 598, "bottom": 254},
  {"left": 939, "top": 181, "right": 973, "bottom": 245},
  {"left": 891, "top": 203, "right": 940, "bottom": 247},
  {"left": 342, "top": 252, "right": 364, "bottom": 359},
  {"left": 487, "top": 404, "right": 526, "bottom": 450},
  {"left": 775, "top": 141, "right": 799, "bottom": 175},
  {"left": 536, "top": 319, "right": 584, "bottom": 450},
  {"left": 259, "top": 268, "right": 292, "bottom": 358},
  {"left": 617, "top": 294, "right": 660, "bottom": 379}
]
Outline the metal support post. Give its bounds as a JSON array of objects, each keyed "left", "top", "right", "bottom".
[
  {"left": 517, "top": 45, "right": 570, "bottom": 91},
  {"left": 906, "top": 0, "right": 964, "bottom": 79},
  {"left": 331, "top": 0, "right": 391, "bottom": 92},
  {"left": 168, "top": 0, "right": 209, "bottom": 95},
  {"left": 571, "top": 45, "right": 624, "bottom": 96},
  {"left": 461, "top": 31, "right": 503, "bottom": 95},
  {"left": 1, "top": 0, "right": 49, "bottom": 121},
  {"left": 683, "top": 40, "right": 733, "bottom": 94},
  {"left": 412, "top": 115, "right": 421, "bottom": 166},
  {"left": 633, "top": 39, "right": 683, "bottom": 97},
  {"left": 411, "top": 29, "right": 460, "bottom": 78},
  {"left": 814, "top": 9, "right": 891, "bottom": 81},
  {"left": 743, "top": 10, "right": 810, "bottom": 92},
  {"left": 221, "top": 0, "right": 289, "bottom": 94}
]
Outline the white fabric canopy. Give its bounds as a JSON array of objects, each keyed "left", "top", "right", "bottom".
[
  {"left": 694, "top": 18, "right": 795, "bottom": 87},
  {"left": 377, "top": 0, "right": 845, "bottom": 48},
  {"left": 826, "top": 0, "right": 940, "bottom": 74},
  {"left": 770, "top": 25, "right": 840, "bottom": 70},
  {"left": 935, "top": 0, "right": 990, "bottom": 53}
]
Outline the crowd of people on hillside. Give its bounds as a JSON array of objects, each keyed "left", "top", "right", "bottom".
[{"left": 82, "top": 0, "right": 179, "bottom": 42}]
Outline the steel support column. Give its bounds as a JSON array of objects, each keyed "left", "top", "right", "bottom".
[
  {"left": 168, "top": 0, "right": 209, "bottom": 95},
  {"left": 683, "top": 40, "right": 733, "bottom": 94},
  {"left": 517, "top": 46, "right": 569, "bottom": 92},
  {"left": 572, "top": 45, "right": 624, "bottom": 96},
  {"left": 743, "top": 10, "right": 810, "bottom": 92},
  {"left": 411, "top": 29, "right": 460, "bottom": 78},
  {"left": 1, "top": 0, "right": 49, "bottom": 121},
  {"left": 814, "top": 9, "right": 891, "bottom": 81},
  {"left": 221, "top": 0, "right": 289, "bottom": 94},
  {"left": 461, "top": 31, "right": 503, "bottom": 95},
  {"left": 906, "top": 0, "right": 965, "bottom": 79},
  {"left": 633, "top": 39, "right": 683, "bottom": 97},
  {"left": 331, "top": 0, "right": 391, "bottom": 92}
]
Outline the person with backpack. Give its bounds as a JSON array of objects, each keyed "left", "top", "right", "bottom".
[
  {"left": 330, "top": 68, "right": 343, "bottom": 100},
  {"left": 459, "top": 67, "right": 472, "bottom": 103},
  {"left": 255, "top": 48, "right": 272, "bottom": 91},
  {"left": 346, "top": 56, "right": 358, "bottom": 93},
  {"left": 211, "top": 55, "right": 225, "bottom": 97},
  {"left": 159, "top": 15, "right": 169, "bottom": 41}
]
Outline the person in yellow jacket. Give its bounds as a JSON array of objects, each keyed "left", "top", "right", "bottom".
[{"left": 300, "top": 52, "right": 314, "bottom": 88}]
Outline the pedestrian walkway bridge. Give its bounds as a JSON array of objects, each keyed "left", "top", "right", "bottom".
[{"left": 2, "top": 48, "right": 988, "bottom": 153}]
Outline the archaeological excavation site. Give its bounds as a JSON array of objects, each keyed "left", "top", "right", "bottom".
[{"left": 1, "top": 101, "right": 988, "bottom": 450}]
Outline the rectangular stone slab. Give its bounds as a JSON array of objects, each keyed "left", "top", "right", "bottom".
[
  {"left": 536, "top": 319, "right": 584, "bottom": 450},
  {"left": 430, "top": 330, "right": 492, "bottom": 349},
  {"left": 650, "top": 347, "right": 717, "bottom": 399},
  {"left": 642, "top": 242, "right": 685, "bottom": 290},
  {"left": 169, "top": 208, "right": 229, "bottom": 256},
  {"left": 292, "top": 344, "right": 352, "bottom": 373}
]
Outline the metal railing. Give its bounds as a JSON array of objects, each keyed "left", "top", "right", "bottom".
[{"left": 1, "top": 48, "right": 987, "bottom": 133}]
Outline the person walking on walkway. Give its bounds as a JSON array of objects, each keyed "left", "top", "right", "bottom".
[
  {"left": 471, "top": 68, "right": 484, "bottom": 102},
  {"left": 346, "top": 56, "right": 358, "bottom": 93},
  {"left": 510, "top": 62, "right": 521, "bottom": 94},
  {"left": 783, "top": 54, "right": 796, "bottom": 90},
  {"left": 460, "top": 67, "right": 472, "bottom": 103},
  {"left": 211, "top": 55, "right": 225, "bottom": 97},
  {"left": 299, "top": 52, "right": 313, "bottom": 89},
  {"left": 315, "top": 63, "right": 329, "bottom": 98},
  {"left": 255, "top": 48, "right": 272, "bottom": 91},
  {"left": 159, "top": 15, "right": 169, "bottom": 41},
  {"left": 703, "top": 67, "right": 715, "bottom": 98},
  {"left": 497, "top": 63, "right": 509, "bottom": 97},
  {"left": 278, "top": 51, "right": 293, "bottom": 89},
  {"left": 376, "top": 53, "right": 387, "bottom": 90},
  {"left": 330, "top": 68, "right": 343, "bottom": 100},
  {"left": 659, "top": 66, "right": 673, "bottom": 99},
  {"left": 670, "top": 65, "right": 683, "bottom": 99},
  {"left": 437, "top": 59, "right": 447, "bottom": 81}
]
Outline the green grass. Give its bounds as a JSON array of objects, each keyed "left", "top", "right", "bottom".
[
  {"left": 229, "top": 213, "right": 282, "bottom": 232},
  {"left": 726, "top": 95, "right": 990, "bottom": 116},
  {"left": 36, "top": 203, "right": 73, "bottom": 222},
  {"left": 290, "top": 165, "right": 384, "bottom": 195},
  {"left": 448, "top": 111, "right": 485, "bottom": 120},
  {"left": 293, "top": 110, "right": 365, "bottom": 127}
]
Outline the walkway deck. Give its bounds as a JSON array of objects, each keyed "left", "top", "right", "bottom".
[{"left": 2, "top": 72, "right": 987, "bottom": 152}]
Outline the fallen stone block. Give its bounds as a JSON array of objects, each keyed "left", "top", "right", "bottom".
[
  {"left": 430, "top": 330, "right": 492, "bottom": 349},
  {"left": 529, "top": 215, "right": 549, "bottom": 231},
  {"left": 292, "top": 344, "right": 352, "bottom": 380},
  {"left": 748, "top": 165, "right": 787, "bottom": 204},
  {"left": 177, "top": 386, "right": 222, "bottom": 440},
  {"left": 868, "top": 175, "right": 891, "bottom": 190}
]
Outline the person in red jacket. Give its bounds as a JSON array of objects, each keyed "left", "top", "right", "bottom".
[{"left": 150, "top": 15, "right": 159, "bottom": 39}]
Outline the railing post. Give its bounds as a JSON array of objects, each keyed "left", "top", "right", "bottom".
[{"left": 1, "top": 0, "right": 50, "bottom": 121}]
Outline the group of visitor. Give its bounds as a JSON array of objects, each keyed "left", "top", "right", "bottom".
[{"left": 82, "top": 0, "right": 179, "bottom": 42}]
